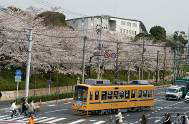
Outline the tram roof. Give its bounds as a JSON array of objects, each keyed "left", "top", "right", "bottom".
[{"left": 76, "top": 84, "right": 154, "bottom": 88}]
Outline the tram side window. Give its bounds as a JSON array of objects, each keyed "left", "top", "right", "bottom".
[
  {"left": 125, "top": 90, "right": 130, "bottom": 99},
  {"left": 119, "top": 91, "right": 124, "bottom": 99},
  {"left": 102, "top": 91, "right": 107, "bottom": 100},
  {"left": 143, "top": 90, "right": 148, "bottom": 97},
  {"left": 108, "top": 91, "right": 113, "bottom": 99},
  {"left": 90, "top": 91, "right": 93, "bottom": 100},
  {"left": 114, "top": 91, "right": 119, "bottom": 99},
  {"left": 148, "top": 90, "right": 153, "bottom": 97},
  {"left": 138, "top": 90, "right": 142, "bottom": 98},
  {"left": 131, "top": 90, "right": 136, "bottom": 98},
  {"left": 95, "top": 91, "right": 99, "bottom": 100}
]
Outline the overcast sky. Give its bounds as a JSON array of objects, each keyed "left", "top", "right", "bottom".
[{"left": 2, "top": 0, "right": 189, "bottom": 34}]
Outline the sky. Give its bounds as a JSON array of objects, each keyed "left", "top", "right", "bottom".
[{"left": 1, "top": 0, "right": 189, "bottom": 34}]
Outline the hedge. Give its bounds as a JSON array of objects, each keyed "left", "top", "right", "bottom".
[{"left": 16, "top": 92, "right": 73, "bottom": 104}]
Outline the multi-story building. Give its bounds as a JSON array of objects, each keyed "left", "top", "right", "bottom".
[{"left": 66, "top": 15, "right": 147, "bottom": 37}]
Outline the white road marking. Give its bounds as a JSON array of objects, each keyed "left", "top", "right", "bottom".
[
  {"left": 90, "top": 120, "right": 96, "bottom": 121},
  {"left": 9, "top": 116, "right": 24, "bottom": 121},
  {"left": 154, "top": 120, "right": 161, "bottom": 123},
  {"left": 0, "top": 115, "right": 10, "bottom": 119},
  {"left": 0, "top": 116, "right": 11, "bottom": 120},
  {"left": 93, "top": 121, "right": 106, "bottom": 124},
  {"left": 48, "top": 104, "right": 56, "bottom": 107},
  {"left": 46, "top": 118, "right": 66, "bottom": 123},
  {"left": 44, "top": 108, "right": 68, "bottom": 113},
  {"left": 37, "top": 117, "right": 56, "bottom": 123},
  {"left": 34, "top": 117, "right": 48, "bottom": 121},
  {"left": 68, "top": 119, "right": 85, "bottom": 124}
]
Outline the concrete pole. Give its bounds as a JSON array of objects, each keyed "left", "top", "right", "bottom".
[
  {"left": 25, "top": 28, "right": 32, "bottom": 98},
  {"left": 156, "top": 51, "right": 159, "bottom": 83},
  {"left": 82, "top": 36, "right": 87, "bottom": 83},
  {"left": 97, "top": 16, "right": 102, "bottom": 79},
  {"left": 139, "top": 67, "right": 141, "bottom": 80},
  {"left": 141, "top": 38, "right": 145, "bottom": 80},
  {"left": 115, "top": 42, "right": 119, "bottom": 79}
]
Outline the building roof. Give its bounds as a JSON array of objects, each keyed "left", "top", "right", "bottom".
[
  {"left": 66, "top": 15, "right": 141, "bottom": 22},
  {"left": 66, "top": 15, "right": 148, "bottom": 33}
]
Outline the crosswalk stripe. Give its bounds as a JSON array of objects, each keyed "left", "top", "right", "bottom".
[
  {"left": 47, "top": 118, "right": 66, "bottom": 123},
  {"left": 9, "top": 116, "right": 24, "bottom": 121},
  {"left": 67, "top": 119, "right": 85, "bottom": 124},
  {"left": 0, "top": 116, "right": 11, "bottom": 120},
  {"left": 22, "top": 117, "right": 48, "bottom": 122},
  {"left": 154, "top": 120, "right": 161, "bottom": 123},
  {"left": 93, "top": 121, "right": 106, "bottom": 124},
  {"left": 22, "top": 117, "right": 30, "bottom": 121},
  {"left": 0, "top": 115, "right": 10, "bottom": 119},
  {"left": 35, "top": 117, "right": 48, "bottom": 121},
  {"left": 37, "top": 117, "right": 56, "bottom": 123}
]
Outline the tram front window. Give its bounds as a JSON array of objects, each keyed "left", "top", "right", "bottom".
[{"left": 74, "top": 86, "right": 88, "bottom": 102}]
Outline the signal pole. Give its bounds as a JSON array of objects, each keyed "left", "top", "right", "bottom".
[
  {"left": 115, "top": 42, "right": 120, "bottom": 79},
  {"left": 25, "top": 28, "right": 33, "bottom": 98},
  {"left": 82, "top": 36, "right": 87, "bottom": 83},
  {"left": 173, "top": 48, "right": 176, "bottom": 84},
  {"left": 141, "top": 37, "right": 145, "bottom": 80},
  {"left": 156, "top": 51, "right": 159, "bottom": 83},
  {"left": 96, "top": 16, "right": 102, "bottom": 79}
]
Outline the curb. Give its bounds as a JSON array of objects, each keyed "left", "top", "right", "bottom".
[
  {"left": 155, "top": 85, "right": 171, "bottom": 89},
  {"left": 40, "top": 98, "right": 73, "bottom": 105}
]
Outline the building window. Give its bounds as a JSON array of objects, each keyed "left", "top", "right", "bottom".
[
  {"left": 135, "top": 31, "right": 137, "bottom": 35},
  {"left": 129, "top": 30, "right": 131, "bottom": 34},
  {"left": 127, "top": 22, "right": 131, "bottom": 27},
  {"left": 121, "top": 21, "right": 126, "bottom": 25},
  {"left": 120, "top": 29, "right": 122, "bottom": 33},
  {"left": 132, "top": 31, "right": 134, "bottom": 35},
  {"left": 132, "top": 23, "right": 137, "bottom": 27},
  {"left": 109, "top": 20, "right": 116, "bottom": 31}
]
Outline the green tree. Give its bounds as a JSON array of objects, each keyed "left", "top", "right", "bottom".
[
  {"left": 36, "top": 11, "right": 67, "bottom": 27},
  {"left": 149, "top": 26, "right": 166, "bottom": 42},
  {"left": 166, "top": 31, "right": 188, "bottom": 52}
]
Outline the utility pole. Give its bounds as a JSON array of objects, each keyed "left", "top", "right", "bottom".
[
  {"left": 97, "top": 16, "right": 102, "bottom": 79},
  {"left": 82, "top": 36, "right": 87, "bottom": 83},
  {"left": 115, "top": 42, "right": 120, "bottom": 79},
  {"left": 156, "top": 51, "right": 159, "bottom": 83},
  {"left": 173, "top": 48, "right": 176, "bottom": 84},
  {"left": 141, "top": 37, "right": 145, "bottom": 80},
  {"left": 25, "top": 28, "right": 33, "bottom": 98},
  {"left": 163, "top": 47, "right": 166, "bottom": 84}
]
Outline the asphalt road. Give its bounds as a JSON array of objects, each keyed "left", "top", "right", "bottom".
[{"left": 0, "top": 87, "right": 189, "bottom": 124}]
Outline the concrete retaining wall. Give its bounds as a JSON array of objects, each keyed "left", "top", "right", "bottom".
[{"left": 0, "top": 86, "right": 74, "bottom": 101}]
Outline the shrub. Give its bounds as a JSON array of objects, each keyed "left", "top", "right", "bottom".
[{"left": 16, "top": 92, "right": 73, "bottom": 104}]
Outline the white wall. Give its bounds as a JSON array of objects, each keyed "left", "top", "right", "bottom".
[{"left": 67, "top": 16, "right": 142, "bottom": 37}]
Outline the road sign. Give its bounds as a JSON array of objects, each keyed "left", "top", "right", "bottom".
[
  {"left": 104, "top": 50, "right": 111, "bottom": 58},
  {"left": 111, "top": 53, "right": 117, "bottom": 58},
  {"left": 16, "top": 69, "right": 22, "bottom": 76},
  {"left": 15, "top": 76, "right": 21, "bottom": 82},
  {"left": 48, "top": 80, "right": 52, "bottom": 85}
]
